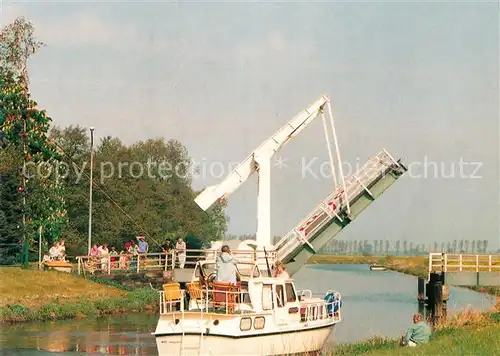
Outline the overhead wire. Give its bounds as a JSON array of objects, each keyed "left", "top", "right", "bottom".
[{"left": 48, "top": 141, "right": 165, "bottom": 248}]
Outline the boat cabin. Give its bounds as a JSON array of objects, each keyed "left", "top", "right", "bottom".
[{"left": 160, "top": 261, "right": 337, "bottom": 325}]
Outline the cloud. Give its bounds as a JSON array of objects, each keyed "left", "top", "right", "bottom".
[
  {"left": 233, "top": 31, "right": 287, "bottom": 63},
  {"left": 37, "top": 14, "right": 139, "bottom": 47},
  {"left": 1, "top": 3, "right": 138, "bottom": 48},
  {"left": 232, "top": 30, "right": 323, "bottom": 71}
]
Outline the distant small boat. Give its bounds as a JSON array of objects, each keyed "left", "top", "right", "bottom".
[{"left": 369, "top": 265, "right": 386, "bottom": 271}]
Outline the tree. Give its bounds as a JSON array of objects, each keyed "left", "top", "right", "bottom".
[
  {"left": 464, "top": 240, "right": 469, "bottom": 253},
  {"left": 403, "top": 241, "right": 408, "bottom": 255},
  {"left": 395, "top": 240, "right": 400, "bottom": 255},
  {"left": 1, "top": 19, "right": 229, "bottom": 263},
  {"left": 385, "top": 240, "right": 389, "bottom": 255},
  {"left": 483, "top": 240, "right": 488, "bottom": 253},
  {"left": 1, "top": 17, "right": 68, "bottom": 266},
  {"left": 472, "top": 240, "right": 476, "bottom": 253},
  {"left": 459, "top": 240, "right": 464, "bottom": 253}
]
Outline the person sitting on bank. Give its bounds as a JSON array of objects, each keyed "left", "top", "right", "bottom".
[
  {"left": 216, "top": 245, "right": 238, "bottom": 284},
  {"left": 401, "top": 312, "right": 432, "bottom": 347},
  {"left": 49, "top": 241, "right": 60, "bottom": 260}
]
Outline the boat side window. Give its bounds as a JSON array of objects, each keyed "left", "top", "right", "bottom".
[
  {"left": 240, "top": 317, "right": 252, "bottom": 331},
  {"left": 276, "top": 285, "right": 284, "bottom": 308},
  {"left": 254, "top": 316, "right": 265, "bottom": 330},
  {"left": 262, "top": 284, "right": 274, "bottom": 310},
  {"left": 285, "top": 282, "right": 296, "bottom": 303}
]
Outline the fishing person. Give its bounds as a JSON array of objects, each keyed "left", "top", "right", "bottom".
[{"left": 400, "top": 312, "right": 432, "bottom": 347}]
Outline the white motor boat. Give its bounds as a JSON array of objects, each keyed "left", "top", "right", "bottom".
[{"left": 153, "top": 260, "right": 342, "bottom": 356}]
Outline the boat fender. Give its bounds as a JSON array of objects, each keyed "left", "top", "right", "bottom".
[{"left": 324, "top": 291, "right": 342, "bottom": 315}]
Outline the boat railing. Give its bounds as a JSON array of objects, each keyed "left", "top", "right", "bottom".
[
  {"left": 158, "top": 284, "right": 342, "bottom": 325},
  {"left": 159, "top": 283, "right": 251, "bottom": 316},
  {"left": 300, "top": 299, "right": 341, "bottom": 323},
  {"left": 296, "top": 290, "right": 342, "bottom": 323},
  {"left": 75, "top": 249, "right": 277, "bottom": 275}
]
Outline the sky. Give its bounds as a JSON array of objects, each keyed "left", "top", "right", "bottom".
[{"left": 1, "top": 0, "right": 499, "bottom": 248}]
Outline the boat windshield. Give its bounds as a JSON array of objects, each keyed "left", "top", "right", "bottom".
[
  {"left": 201, "top": 263, "right": 216, "bottom": 276},
  {"left": 199, "top": 262, "right": 261, "bottom": 278}
]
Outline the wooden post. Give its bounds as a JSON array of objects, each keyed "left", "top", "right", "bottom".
[
  {"left": 433, "top": 281, "right": 442, "bottom": 325},
  {"left": 417, "top": 277, "right": 425, "bottom": 315}
]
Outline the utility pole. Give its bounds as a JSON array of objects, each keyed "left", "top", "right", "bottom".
[
  {"left": 38, "top": 225, "right": 43, "bottom": 270},
  {"left": 87, "top": 127, "right": 95, "bottom": 254}
]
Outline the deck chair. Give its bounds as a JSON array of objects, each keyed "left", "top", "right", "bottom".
[
  {"left": 186, "top": 281, "right": 204, "bottom": 309},
  {"left": 162, "top": 282, "right": 182, "bottom": 312},
  {"left": 212, "top": 281, "right": 241, "bottom": 313}
]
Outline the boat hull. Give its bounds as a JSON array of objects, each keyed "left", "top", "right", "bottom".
[{"left": 155, "top": 323, "right": 335, "bottom": 356}]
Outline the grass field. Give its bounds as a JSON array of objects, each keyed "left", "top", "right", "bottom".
[
  {"left": 327, "top": 303, "right": 500, "bottom": 355},
  {"left": 0, "top": 268, "right": 159, "bottom": 323},
  {"left": 0, "top": 268, "right": 126, "bottom": 309}
]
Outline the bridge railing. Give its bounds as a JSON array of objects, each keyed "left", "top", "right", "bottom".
[
  {"left": 275, "top": 150, "right": 400, "bottom": 262},
  {"left": 76, "top": 249, "right": 277, "bottom": 276},
  {"left": 428, "top": 252, "right": 500, "bottom": 279}
]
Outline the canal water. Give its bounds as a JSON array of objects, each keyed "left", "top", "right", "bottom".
[{"left": 0, "top": 264, "right": 495, "bottom": 355}]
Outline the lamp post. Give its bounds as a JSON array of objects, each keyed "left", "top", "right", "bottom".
[
  {"left": 87, "top": 127, "right": 95, "bottom": 255},
  {"left": 22, "top": 119, "right": 28, "bottom": 268}
]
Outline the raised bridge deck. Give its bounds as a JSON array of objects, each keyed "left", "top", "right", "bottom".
[
  {"left": 76, "top": 149, "right": 407, "bottom": 279},
  {"left": 276, "top": 149, "right": 407, "bottom": 275},
  {"left": 429, "top": 252, "right": 500, "bottom": 286}
]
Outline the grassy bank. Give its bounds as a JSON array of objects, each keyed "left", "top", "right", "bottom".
[
  {"left": 309, "top": 255, "right": 391, "bottom": 266},
  {"left": 308, "top": 254, "right": 427, "bottom": 278},
  {"left": 327, "top": 306, "right": 500, "bottom": 355},
  {"left": 0, "top": 268, "right": 159, "bottom": 323}
]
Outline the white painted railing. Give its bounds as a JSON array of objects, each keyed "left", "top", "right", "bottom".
[
  {"left": 158, "top": 287, "right": 342, "bottom": 323},
  {"left": 76, "top": 249, "right": 277, "bottom": 275},
  {"left": 275, "top": 149, "right": 403, "bottom": 262},
  {"left": 428, "top": 253, "right": 500, "bottom": 279}
]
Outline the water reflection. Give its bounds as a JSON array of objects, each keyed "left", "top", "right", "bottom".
[
  {"left": 0, "top": 264, "right": 495, "bottom": 355},
  {"left": 0, "top": 314, "right": 159, "bottom": 355}
]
